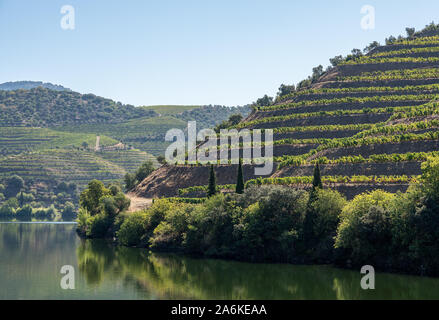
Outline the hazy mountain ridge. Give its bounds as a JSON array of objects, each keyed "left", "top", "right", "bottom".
[{"left": 0, "top": 81, "right": 70, "bottom": 92}]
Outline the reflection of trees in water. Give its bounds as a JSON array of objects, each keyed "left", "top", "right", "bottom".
[
  {"left": 76, "top": 240, "right": 439, "bottom": 300},
  {"left": 0, "top": 223, "right": 77, "bottom": 260}
]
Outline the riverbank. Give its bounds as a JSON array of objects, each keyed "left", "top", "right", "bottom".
[{"left": 76, "top": 157, "right": 439, "bottom": 277}]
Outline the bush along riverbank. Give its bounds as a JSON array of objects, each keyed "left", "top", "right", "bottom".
[{"left": 77, "top": 157, "right": 439, "bottom": 277}]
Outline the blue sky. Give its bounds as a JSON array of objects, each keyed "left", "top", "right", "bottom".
[{"left": 1, "top": 0, "right": 439, "bottom": 106}]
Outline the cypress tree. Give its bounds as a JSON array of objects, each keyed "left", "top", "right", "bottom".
[
  {"left": 304, "top": 163, "right": 323, "bottom": 247},
  {"left": 18, "top": 191, "right": 24, "bottom": 207},
  {"left": 312, "top": 163, "right": 323, "bottom": 190},
  {"left": 236, "top": 158, "right": 245, "bottom": 194},
  {"left": 207, "top": 165, "right": 217, "bottom": 197}
]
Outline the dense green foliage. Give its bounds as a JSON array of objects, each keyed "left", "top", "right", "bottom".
[
  {"left": 0, "top": 173, "right": 78, "bottom": 219},
  {"left": 82, "top": 157, "right": 439, "bottom": 275},
  {"left": 0, "top": 87, "right": 157, "bottom": 126},
  {"left": 76, "top": 179, "right": 131, "bottom": 237}
]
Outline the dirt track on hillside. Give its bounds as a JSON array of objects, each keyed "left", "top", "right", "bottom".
[{"left": 127, "top": 193, "right": 152, "bottom": 212}]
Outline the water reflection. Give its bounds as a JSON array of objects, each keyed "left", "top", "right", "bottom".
[
  {"left": 77, "top": 239, "right": 439, "bottom": 300},
  {"left": 2, "top": 223, "right": 439, "bottom": 300}
]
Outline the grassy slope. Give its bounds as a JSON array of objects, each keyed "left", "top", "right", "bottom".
[{"left": 141, "top": 105, "right": 202, "bottom": 116}]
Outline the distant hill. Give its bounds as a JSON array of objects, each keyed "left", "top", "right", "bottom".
[
  {"left": 0, "top": 87, "right": 157, "bottom": 127},
  {"left": 175, "top": 105, "right": 252, "bottom": 129},
  {"left": 0, "top": 85, "right": 251, "bottom": 211},
  {"left": 0, "top": 81, "right": 70, "bottom": 91},
  {"left": 142, "top": 105, "right": 201, "bottom": 116},
  {"left": 61, "top": 105, "right": 252, "bottom": 155}
]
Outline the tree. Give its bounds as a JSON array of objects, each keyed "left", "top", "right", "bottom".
[
  {"left": 421, "top": 156, "right": 439, "bottom": 198},
  {"left": 406, "top": 27, "right": 416, "bottom": 38},
  {"left": 277, "top": 84, "right": 295, "bottom": 97},
  {"left": 135, "top": 161, "right": 155, "bottom": 183},
  {"left": 228, "top": 114, "right": 243, "bottom": 126},
  {"left": 351, "top": 49, "right": 363, "bottom": 59},
  {"left": 80, "top": 180, "right": 109, "bottom": 215},
  {"left": 214, "top": 114, "right": 244, "bottom": 132},
  {"left": 62, "top": 202, "right": 76, "bottom": 218},
  {"left": 157, "top": 155, "right": 166, "bottom": 165},
  {"left": 311, "top": 65, "right": 324, "bottom": 81},
  {"left": 124, "top": 173, "right": 136, "bottom": 191},
  {"left": 207, "top": 165, "right": 217, "bottom": 197},
  {"left": 15, "top": 205, "right": 33, "bottom": 219},
  {"left": 304, "top": 164, "right": 323, "bottom": 245},
  {"left": 56, "top": 181, "right": 69, "bottom": 194},
  {"left": 5, "top": 175, "right": 24, "bottom": 198},
  {"left": 81, "top": 141, "right": 89, "bottom": 149},
  {"left": 363, "top": 41, "right": 380, "bottom": 54},
  {"left": 255, "top": 95, "right": 273, "bottom": 107},
  {"left": 236, "top": 158, "right": 245, "bottom": 194},
  {"left": 312, "top": 163, "right": 323, "bottom": 190},
  {"left": 114, "top": 192, "right": 131, "bottom": 213},
  {"left": 67, "top": 182, "right": 77, "bottom": 195},
  {"left": 329, "top": 55, "right": 344, "bottom": 67},
  {"left": 385, "top": 35, "right": 397, "bottom": 45}
]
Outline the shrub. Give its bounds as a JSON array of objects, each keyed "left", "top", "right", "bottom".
[
  {"left": 76, "top": 208, "right": 91, "bottom": 233},
  {"left": 239, "top": 187, "right": 308, "bottom": 262},
  {"left": 117, "top": 212, "right": 148, "bottom": 246},
  {"left": 135, "top": 161, "right": 155, "bottom": 183},
  {"left": 62, "top": 202, "right": 76, "bottom": 218},
  {"left": 0, "top": 204, "right": 15, "bottom": 217},
  {"left": 306, "top": 188, "right": 346, "bottom": 260},
  {"left": 420, "top": 156, "right": 439, "bottom": 197},
  {"left": 15, "top": 205, "right": 33, "bottom": 219},
  {"left": 80, "top": 180, "right": 110, "bottom": 215},
  {"left": 5, "top": 175, "right": 24, "bottom": 198},
  {"left": 86, "top": 214, "right": 112, "bottom": 238},
  {"left": 33, "top": 207, "right": 56, "bottom": 219},
  {"left": 335, "top": 190, "right": 395, "bottom": 265},
  {"left": 150, "top": 203, "right": 196, "bottom": 251},
  {"left": 185, "top": 194, "right": 242, "bottom": 256}
]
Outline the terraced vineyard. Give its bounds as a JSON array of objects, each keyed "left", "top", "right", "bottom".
[
  {"left": 133, "top": 33, "right": 439, "bottom": 199},
  {"left": 0, "top": 128, "right": 157, "bottom": 204},
  {"left": 59, "top": 116, "right": 188, "bottom": 156},
  {"left": 59, "top": 105, "right": 251, "bottom": 156}
]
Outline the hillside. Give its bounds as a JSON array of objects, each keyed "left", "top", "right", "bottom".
[
  {"left": 0, "top": 84, "right": 251, "bottom": 214},
  {"left": 0, "top": 87, "right": 157, "bottom": 127},
  {"left": 133, "top": 32, "right": 439, "bottom": 199},
  {"left": 60, "top": 105, "right": 251, "bottom": 155},
  {"left": 142, "top": 105, "right": 201, "bottom": 116},
  {"left": 0, "top": 126, "right": 157, "bottom": 210}
]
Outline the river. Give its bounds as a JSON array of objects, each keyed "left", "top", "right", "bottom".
[{"left": 1, "top": 222, "right": 439, "bottom": 300}]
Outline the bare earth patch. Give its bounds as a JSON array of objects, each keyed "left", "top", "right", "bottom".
[{"left": 126, "top": 193, "right": 152, "bottom": 212}]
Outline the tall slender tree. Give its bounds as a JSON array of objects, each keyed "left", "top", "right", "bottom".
[
  {"left": 304, "top": 163, "right": 323, "bottom": 246},
  {"left": 236, "top": 158, "right": 245, "bottom": 194},
  {"left": 312, "top": 163, "right": 323, "bottom": 190},
  {"left": 207, "top": 165, "right": 217, "bottom": 197}
]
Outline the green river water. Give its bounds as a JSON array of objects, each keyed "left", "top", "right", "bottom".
[{"left": 1, "top": 222, "right": 439, "bottom": 300}]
